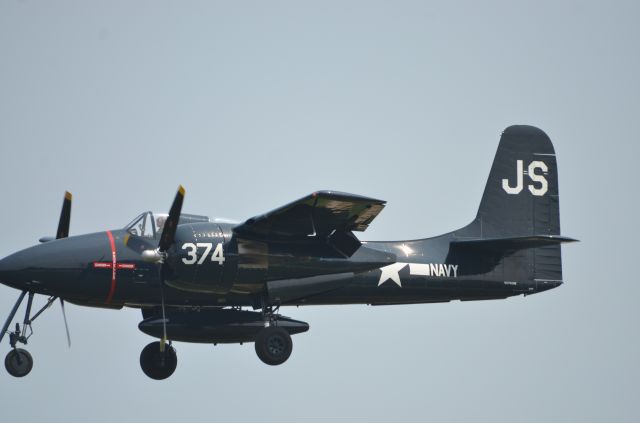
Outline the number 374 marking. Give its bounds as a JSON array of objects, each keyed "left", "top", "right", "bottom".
[{"left": 181, "top": 242, "right": 225, "bottom": 265}]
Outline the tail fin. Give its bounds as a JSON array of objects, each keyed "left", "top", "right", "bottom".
[
  {"left": 454, "top": 125, "right": 576, "bottom": 290},
  {"left": 477, "top": 125, "right": 560, "bottom": 238}
]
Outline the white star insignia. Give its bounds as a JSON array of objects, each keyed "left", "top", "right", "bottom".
[{"left": 377, "top": 263, "right": 407, "bottom": 287}]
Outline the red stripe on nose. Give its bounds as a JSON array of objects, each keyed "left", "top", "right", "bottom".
[{"left": 105, "top": 231, "right": 117, "bottom": 303}]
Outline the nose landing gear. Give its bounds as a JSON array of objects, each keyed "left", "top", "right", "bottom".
[
  {"left": 5, "top": 348, "right": 33, "bottom": 377},
  {"left": 1, "top": 291, "right": 59, "bottom": 378}
]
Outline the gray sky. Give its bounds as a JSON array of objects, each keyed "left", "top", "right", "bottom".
[{"left": 0, "top": 1, "right": 638, "bottom": 422}]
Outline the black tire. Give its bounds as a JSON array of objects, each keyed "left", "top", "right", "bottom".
[
  {"left": 140, "top": 341, "right": 177, "bottom": 380},
  {"left": 5, "top": 348, "right": 33, "bottom": 378},
  {"left": 255, "top": 326, "right": 293, "bottom": 366}
]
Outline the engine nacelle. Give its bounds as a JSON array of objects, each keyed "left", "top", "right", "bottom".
[
  {"left": 138, "top": 309, "right": 309, "bottom": 344},
  {"left": 164, "top": 222, "right": 238, "bottom": 294}
]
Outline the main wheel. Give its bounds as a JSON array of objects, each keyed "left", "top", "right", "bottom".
[
  {"left": 140, "top": 341, "right": 177, "bottom": 380},
  {"left": 5, "top": 348, "right": 33, "bottom": 377},
  {"left": 255, "top": 326, "right": 293, "bottom": 366}
]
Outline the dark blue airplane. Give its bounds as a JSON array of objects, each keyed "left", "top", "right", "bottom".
[{"left": 0, "top": 125, "right": 576, "bottom": 379}]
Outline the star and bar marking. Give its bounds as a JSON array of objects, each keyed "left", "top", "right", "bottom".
[{"left": 377, "top": 262, "right": 459, "bottom": 287}]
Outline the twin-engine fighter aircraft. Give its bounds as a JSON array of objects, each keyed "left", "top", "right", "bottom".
[{"left": 0, "top": 125, "right": 576, "bottom": 379}]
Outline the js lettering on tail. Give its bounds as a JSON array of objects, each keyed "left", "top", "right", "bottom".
[{"left": 502, "top": 160, "right": 548, "bottom": 196}]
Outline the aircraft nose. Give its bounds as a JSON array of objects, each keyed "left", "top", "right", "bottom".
[
  {"left": 0, "top": 232, "right": 123, "bottom": 299},
  {"left": 0, "top": 234, "right": 105, "bottom": 295},
  {"left": 0, "top": 249, "right": 31, "bottom": 291}
]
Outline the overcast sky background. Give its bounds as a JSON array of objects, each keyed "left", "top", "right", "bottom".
[{"left": 0, "top": 1, "right": 638, "bottom": 422}]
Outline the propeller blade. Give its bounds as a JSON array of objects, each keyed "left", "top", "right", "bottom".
[
  {"left": 158, "top": 185, "right": 185, "bottom": 252},
  {"left": 56, "top": 191, "right": 72, "bottom": 239},
  {"left": 59, "top": 298, "right": 71, "bottom": 348},
  {"left": 159, "top": 284, "right": 168, "bottom": 352},
  {"left": 156, "top": 187, "right": 185, "bottom": 350}
]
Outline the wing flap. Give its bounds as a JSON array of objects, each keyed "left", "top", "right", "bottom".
[{"left": 234, "top": 190, "right": 386, "bottom": 239}]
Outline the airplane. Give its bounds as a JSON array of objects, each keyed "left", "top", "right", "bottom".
[{"left": 0, "top": 125, "right": 576, "bottom": 380}]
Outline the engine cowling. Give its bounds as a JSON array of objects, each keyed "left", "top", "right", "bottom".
[{"left": 164, "top": 222, "right": 238, "bottom": 294}]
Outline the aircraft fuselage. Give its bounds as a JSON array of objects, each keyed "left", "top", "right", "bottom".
[{"left": 0, "top": 221, "right": 554, "bottom": 311}]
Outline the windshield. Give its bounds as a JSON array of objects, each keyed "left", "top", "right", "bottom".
[
  {"left": 124, "top": 212, "right": 168, "bottom": 238},
  {"left": 124, "top": 212, "right": 209, "bottom": 238}
]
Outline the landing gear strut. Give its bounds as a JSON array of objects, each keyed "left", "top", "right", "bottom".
[
  {"left": 1, "top": 291, "right": 57, "bottom": 378},
  {"left": 139, "top": 278, "right": 177, "bottom": 380},
  {"left": 254, "top": 303, "right": 293, "bottom": 366}
]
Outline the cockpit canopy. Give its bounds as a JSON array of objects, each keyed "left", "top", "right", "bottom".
[{"left": 124, "top": 211, "right": 211, "bottom": 238}]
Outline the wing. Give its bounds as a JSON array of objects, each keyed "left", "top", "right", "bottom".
[{"left": 234, "top": 190, "right": 386, "bottom": 240}]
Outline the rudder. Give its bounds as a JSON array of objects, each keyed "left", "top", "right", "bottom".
[{"left": 476, "top": 125, "right": 560, "bottom": 238}]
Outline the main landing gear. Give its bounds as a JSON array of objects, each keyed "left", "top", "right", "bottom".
[
  {"left": 255, "top": 326, "right": 292, "bottom": 366},
  {"left": 137, "top": 305, "right": 294, "bottom": 380},
  {"left": 1, "top": 291, "right": 59, "bottom": 378},
  {"left": 254, "top": 304, "right": 293, "bottom": 366},
  {"left": 140, "top": 341, "right": 177, "bottom": 380},
  {"left": 138, "top": 325, "right": 293, "bottom": 380}
]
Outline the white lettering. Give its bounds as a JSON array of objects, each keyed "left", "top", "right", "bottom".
[
  {"left": 181, "top": 242, "right": 225, "bottom": 266},
  {"left": 502, "top": 160, "right": 524, "bottom": 194},
  {"left": 196, "top": 242, "right": 213, "bottom": 265},
  {"left": 406, "top": 262, "right": 460, "bottom": 279},
  {"left": 211, "top": 242, "right": 225, "bottom": 265},
  {"left": 503, "top": 160, "right": 549, "bottom": 196},
  {"left": 528, "top": 161, "right": 548, "bottom": 196},
  {"left": 182, "top": 243, "right": 197, "bottom": 265},
  {"left": 430, "top": 263, "right": 438, "bottom": 276}
]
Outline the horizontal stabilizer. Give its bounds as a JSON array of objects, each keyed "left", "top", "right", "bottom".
[{"left": 451, "top": 235, "right": 578, "bottom": 251}]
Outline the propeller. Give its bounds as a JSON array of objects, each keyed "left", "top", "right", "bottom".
[
  {"left": 59, "top": 298, "right": 71, "bottom": 348},
  {"left": 158, "top": 186, "right": 185, "bottom": 254},
  {"left": 38, "top": 191, "right": 72, "bottom": 243},
  {"left": 0, "top": 192, "right": 74, "bottom": 349},
  {"left": 56, "top": 191, "right": 73, "bottom": 348},
  {"left": 138, "top": 186, "right": 186, "bottom": 264},
  {"left": 56, "top": 191, "right": 72, "bottom": 239},
  {"left": 140, "top": 186, "right": 186, "bottom": 352}
]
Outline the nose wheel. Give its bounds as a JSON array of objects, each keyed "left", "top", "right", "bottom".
[
  {"left": 1, "top": 292, "right": 60, "bottom": 378},
  {"left": 5, "top": 348, "right": 33, "bottom": 377},
  {"left": 140, "top": 341, "right": 178, "bottom": 380}
]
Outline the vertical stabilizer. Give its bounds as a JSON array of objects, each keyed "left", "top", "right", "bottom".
[{"left": 476, "top": 125, "right": 560, "bottom": 238}]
